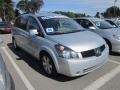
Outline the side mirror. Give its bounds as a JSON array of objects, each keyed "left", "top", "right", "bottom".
[
  {"left": 29, "top": 29, "right": 38, "bottom": 36},
  {"left": 89, "top": 26, "right": 96, "bottom": 30}
]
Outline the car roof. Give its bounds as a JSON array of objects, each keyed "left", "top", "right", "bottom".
[
  {"left": 37, "top": 12, "right": 65, "bottom": 17},
  {"left": 20, "top": 12, "right": 68, "bottom": 19},
  {"left": 74, "top": 17, "right": 103, "bottom": 21}
]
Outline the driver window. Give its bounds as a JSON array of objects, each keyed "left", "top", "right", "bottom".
[{"left": 27, "top": 17, "right": 40, "bottom": 31}]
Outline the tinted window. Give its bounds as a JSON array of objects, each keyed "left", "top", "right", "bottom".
[
  {"left": 75, "top": 19, "right": 93, "bottom": 28},
  {"left": 14, "top": 16, "right": 28, "bottom": 30},
  {"left": 75, "top": 19, "right": 84, "bottom": 26}
]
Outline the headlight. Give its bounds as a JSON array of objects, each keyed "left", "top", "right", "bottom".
[
  {"left": 113, "top": 34, "right": 120, "bottom": 40},
  {"left": 55, "top": 44, "right": 79, "bottom": 59}
]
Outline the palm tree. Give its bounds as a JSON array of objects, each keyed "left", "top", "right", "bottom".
[
  {"left": 16, "top": 0, "right": 44, "bottom": 14},
  {"left": 0, "top": 0, "right": 14, "bottom": 21}
]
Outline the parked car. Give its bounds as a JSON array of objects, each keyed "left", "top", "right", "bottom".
[
  {"left": 0, "top": 21, "right": 12, "bottom": 34},
  {"left": 74, "top": 17, "right": 120, "bottom": 53},
  {"left": 12, "top": 13, "right": 109, "bottom": 77},
  {"left": 104, "top": 19, "right": 119, "bottom": 28},
  {"left": 114, "top": 18, "right": 120, "bottom": 27},
  {"left": 0, "top": 38, "right": 14, "bottom": 90}
]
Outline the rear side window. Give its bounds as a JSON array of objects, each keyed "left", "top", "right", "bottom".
[{"left": 14, "top": 16, "right": 28, "bottom": 31}]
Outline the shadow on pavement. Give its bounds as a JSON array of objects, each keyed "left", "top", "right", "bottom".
[
  {"left": 110, "top": 51, "right": 120, "bottom": 56},
  {"left": 7, "top": 43, "right": 83, "bottom": 82}
]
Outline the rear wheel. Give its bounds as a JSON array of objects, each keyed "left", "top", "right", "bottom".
[{"left": 41, "top": 53, "right": 57, "bottom": 76}]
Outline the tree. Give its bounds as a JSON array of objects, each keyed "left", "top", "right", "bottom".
[
  {"left": 95, "top": 12, "right": 104, "bottom": 18},
  {"left": 15, "top": 9, "right": 20, "bottom": 17},
  {"left": 0, "top": 0, "right": 14, "bottom": 21},
  {"left": 16, "top": 0, "right": 44, "bottom": 14},
  {"left": 103, "top": 6, "right": 120, "bottom": 18},
  {"left": 95, "top": 12, "right": 100, "bottom": 18}
]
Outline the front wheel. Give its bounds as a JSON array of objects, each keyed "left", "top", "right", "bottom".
[{"left": 41, "top": 53, "right": 57, "bottom": 76}]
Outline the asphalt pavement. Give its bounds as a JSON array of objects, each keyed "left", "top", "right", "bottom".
[{"left": 0, "top": 34, "right": 120, "bottom": 90}]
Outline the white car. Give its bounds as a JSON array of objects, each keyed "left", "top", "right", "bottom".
[{"left": 74, "top": 17, "right": 120, "bottom": 53}]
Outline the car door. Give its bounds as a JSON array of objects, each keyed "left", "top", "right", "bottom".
[
  {"left": 16, "top": 15, "right": 29, "bottom": 52},
  {"left": 13, "top": 17, "right": 22, "bottom": 46},
  {"left": 26, "top": 16, "right": 44, "bottom": 57}
]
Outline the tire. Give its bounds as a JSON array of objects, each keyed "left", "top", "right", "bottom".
[
  {"left": 41, "top": 53, "right": 57, "bottom": 76},
  {"left": 104, "top": 38, "right": 112, "bottom": 51},
  {"left": 12, "top": 38, "right": 19, "bottom": 50}
]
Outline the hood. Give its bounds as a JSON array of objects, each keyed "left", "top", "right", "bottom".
[
  {"left": 104, "top": 28, "right": 120, "bottom": 35},
  {"left": 47, "top": 31, "right": 105, "bottom": 52}
]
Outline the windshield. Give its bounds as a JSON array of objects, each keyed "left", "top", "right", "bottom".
[
  {"left": 93, "top": 20, "right": 113, "bottom": 29},
  {"left": 38, "top": 17, "right": 84, "bottom": 35},
  {"left": 106, "top": 20, "right": 118, "bottom": 28}
]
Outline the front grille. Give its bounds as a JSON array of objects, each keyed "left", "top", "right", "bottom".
[{"left": 81, "top": 45, "right": 105, "bottom": 58}]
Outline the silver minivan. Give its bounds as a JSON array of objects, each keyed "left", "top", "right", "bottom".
[
  {"left": 12, "top": 13, "right": 109, "bottom": 77},
  {"left": 74, "top": 17, "right": 120, "bottom": 53}
]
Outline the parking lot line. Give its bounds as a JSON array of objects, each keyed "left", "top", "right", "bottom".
[
  {"left": 83, "top": 65, "right": 120, "bottom": 90},
  {"left": 109, "top": 59, "right": 120, "bottom": 65},
  {"left": 1, "top": 47, "right": 35, "bottom": 90}
]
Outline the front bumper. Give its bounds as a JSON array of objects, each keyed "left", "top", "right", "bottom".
[{"left": 58, "top": 46, "right": 109, "bottom": 77}]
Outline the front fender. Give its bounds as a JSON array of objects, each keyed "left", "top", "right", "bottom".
[{"left": 40, "top": 46, "right": 60, "bottom": 73}]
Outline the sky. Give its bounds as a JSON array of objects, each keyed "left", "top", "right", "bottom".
[{"left": 13, "top": 0, "right": 120, "bottom": 16}]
